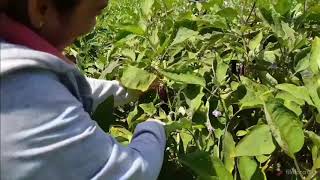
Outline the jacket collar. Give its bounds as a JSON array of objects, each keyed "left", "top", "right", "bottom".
[{"left": 0, "top": 13, "right": 74, "bottom": 65}]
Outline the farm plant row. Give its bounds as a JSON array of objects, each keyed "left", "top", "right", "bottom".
[{"left": 68, "top": 0, "right": 320, "bottom": 179}]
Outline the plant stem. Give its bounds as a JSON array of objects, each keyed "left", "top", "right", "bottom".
[
  {"left": 304, "top": 117, "right": 314, "bottom": 129},
  {"left": 245, "top": 0, "right": 257, "bottom": 24},
  {"left": 204, "top": 87, "right": 219, "bottom": 98},
  {"left": 306, "top": 166, "right": 317, "bottom": 180},
  {"left": 221, "top": 97, "right": 230, "bottom": 123},
  {"left": 293, "top": 157, "right": 305, "bottom": 180},
  {"left": 304, "top": 0, "right": 307, "bottom": 14},
  {"left": 230, "top": 109, "right": 242, "bottom": 121}
]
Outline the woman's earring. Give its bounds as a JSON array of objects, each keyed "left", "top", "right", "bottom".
[{"left": 39, "top": 21, "right": 44, "bottom": 29}]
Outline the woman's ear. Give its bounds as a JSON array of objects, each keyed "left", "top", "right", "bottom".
[{"left": 27, "top": 0, "right": 50, "bottom": 29}]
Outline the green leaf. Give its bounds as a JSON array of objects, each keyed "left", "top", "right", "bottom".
[
  {"left": 306, "top": 131, "right": 320, "bottom": 148},
  {"left": 171, "top": 27, "right": 199, "bottom": 46},
  {"left": 127, "top": 106, "right": 140, "bottom": 127},
  {"left": 306, "top": 4, "right": 320, "bottom": 22},
  {"left": 239, "top": 77, "right": 270, "bottom": 110},
  {"left": 180, "top": 131, "right": 193, "bottom": 152},
  {"left": 235, "top": 125, "right": 276, "bottom": 157},
  {"left": 110, "top": 126, "right": 133, "bottom": 144},
  {"left": 264, "top": 99, "right": 305, "bottom": 157},
  {"left": 306, "top": 131, "right": 320, "bottom": 169},
  {"left": 180, "top": 151, "right": 233, "bottom": 180},
  {"left": 216, "top": 61, "right": 229, "bottom": 85},
  {"left": 258, "top": 7, "right": 273, "bottom": 25},
  {"left": 223, "top": 132, "right": 235, "bottom": 173},
  {"left": 276, "top": 83, "right": 314, "bottom": 105},
  {"left": 275, "top": 91, "right": 306, "bottom": 106},
  {"left": 295, "top": 56, "right": 310, "bottom": 73},
  {"left": 121, "top": 49, "right": 136, "bottom": 61},
  {"left": 249, "top": 32, "right": 263, "bottom": 51},
  {"left": 141, "top": 0, "right": 154, "bottom": 17},
  {"left": 310, "top": 37, "right": 320, "bottom": 74},
  {"left": 258, "top": 71, "right": 278, "bottom": 86},
  {"left": 274, "top": 0, "right": 292, "bottom": 15},
  {"left": 99, "top": 61, "right": 120, "bottom": 79},
  {"left": 118, "top": 24, "right": 145, "bottom": 35},
  {"left": 120, "top": 66, "right": 157, "bottom": 92},
  {"left": 283, "top": 101, "right": 302, "bottom": 116},
  {"left": 160, "top": 70, "right": 206, "bottom": 87},
  {"left": 139, "top": 102, "right": 157, "bottom": 116},
  {"left": 184, "top": 86, "right": 205, "bottom": 113},
  {"left": 238, "top": 157, "right": 265, "bottom": 180},
  {"left": 150, "top": 28, "right": 160, "bottom": 48},
  {"left": 256, "top": 155, "right": 270, "bottom": 164},
  {"left": 165, "top": 118, "right": 192, "bottom": 134},
  {"left": 304, "top": 75, "right": 320, "bottom": 111},
  {"left": 236, "top": 130, "right": 248, "bottom": 137},
  {"left": 263, "top": 51, "right": 276, "bottom": 63},
  {"left": 216, "top": 8, "right": 238, "bottom": 19},
  {"left": 317, "top": 114, "right": 320, "bottom": 124}
]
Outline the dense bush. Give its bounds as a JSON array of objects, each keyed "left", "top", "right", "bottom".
[{"left": 68, "top": 0, "right": 320, "bottom": 179}]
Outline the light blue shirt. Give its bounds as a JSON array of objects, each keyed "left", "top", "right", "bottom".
[{"left": 0, "top": 41, "right": 166, "bottom": 180}]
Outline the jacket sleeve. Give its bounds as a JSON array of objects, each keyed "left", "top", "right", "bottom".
[
  {"left": 85, "top": 77, "right": 137, "bottom": 110},
  {"left": 0, "top": 70, "right": 166, "bottom": 180}
]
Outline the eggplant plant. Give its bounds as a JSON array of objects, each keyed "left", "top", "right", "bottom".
[{"left": 68, "top": 0, "right": 320, "bottom": 179}]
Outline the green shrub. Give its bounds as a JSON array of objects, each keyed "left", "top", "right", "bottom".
[{"left": 68, "top": 0, "right": 320, "bottom": 179}]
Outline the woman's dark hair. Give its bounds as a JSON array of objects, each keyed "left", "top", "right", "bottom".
[{"left": 3, "top": 0, "right": 79, "bottom": 27}]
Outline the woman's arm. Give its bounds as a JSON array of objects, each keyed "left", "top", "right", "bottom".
[
  {"left": 85, "top": 77, "right": 138, "bottom": 111},
  {"left": 1, "top": 70, "right": 166, "bottom": 180}
]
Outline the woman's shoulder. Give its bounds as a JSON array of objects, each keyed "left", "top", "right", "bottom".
[
  {"left": 0, "top": 40, "right": 94, "bottom": 112},
  {"left": 0, "top": 40, "right": 76, "bottom": 77}
]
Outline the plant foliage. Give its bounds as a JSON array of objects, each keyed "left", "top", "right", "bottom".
[{"left": 68, "top": 0, "right": 320, "bottom": 179}]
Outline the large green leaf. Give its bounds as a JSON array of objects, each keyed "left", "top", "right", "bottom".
[
  {"left": 127, "top": 106, "right": 140, "bottom": 127},
  {"left": 180, "top": 131, "right": 193, "bottom": 153},
  {"left": 118, "top": 24, "right": 146, "bottom": 36},
  {"left": 249, "top": 32, "right": 263, "bottom": 51},
  {"left": 223, "top": 132, "right": 235, "bottom": 173},
  {"left": 276, "top": 91, "right": 305, "bottom": 106},
  {"left": 184, "top": 86, "right": 205, "bottom": 113},
  {"left": 165, "top": 118, "right": 192, "bottom": 134},
  {"left": 295, "top": 56, "right": 310, "bottom": 73},
  {"left": 216, "top": 60, "right": 229, "bottom": 85},
  {"left": 239, "top": 77, "right": 270, "bottom": 110},
  {"left": 304, "top": 75, "right": 320, "bottom": 111},
  {"left": 110, "top": 126, "right": 133, "bottom": 145},
  {"left": 180, "top": 151, "right": 233, "bottom": 180},
  {"left": 276, "top": 83, "right": 314, "bottom": 105},
  {"left": 307, "top": 5, "right": 320, "bottom": 22},
  {"left": 120, "top": 66, "right": 157, "bottom": 92},
  {"left": 310, "top": 37, "right": 320, "bottom": 74},
  {"left": 160, "top": 70, "right": 206, "bottom": 87},
  {"left": 139, "top": 102, "right": 157, "bottom": 116},
  {"left": 216, "top": 8, "right": 238, "bottom": 19},
  {"left": 235, "top": 125, "right": 276, "bottom": 157},
  {"left": 171, "top": 27, "right": 199, "bottom": 46},
  {"left": 283, "top": 101, "right": 302, "bottom": 116},
  {"left": 306, "top": 131, "right": 320, "bottom": 169},
  {"left": 274, "top": 0, "right": 293, "bottom": 15},
  {"left": 141, "top": 0, "right": 154, "bottom": 17},
  {"left": 275, "top": 88, "right": 305, "bottom": 116},
  {"left": 238, "top": 157, "right": 266, "bottom": 180},
  {"left": 264, "top": 99, "right": 304, "bottom": 157}
]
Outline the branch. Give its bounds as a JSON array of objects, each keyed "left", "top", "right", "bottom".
[{"left": 245, "top": 0, "right": 257, "bottom": 24}]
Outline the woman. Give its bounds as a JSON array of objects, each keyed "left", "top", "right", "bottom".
[{"left": 0, "top": 0, "right": 166, "bottom": 180}]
